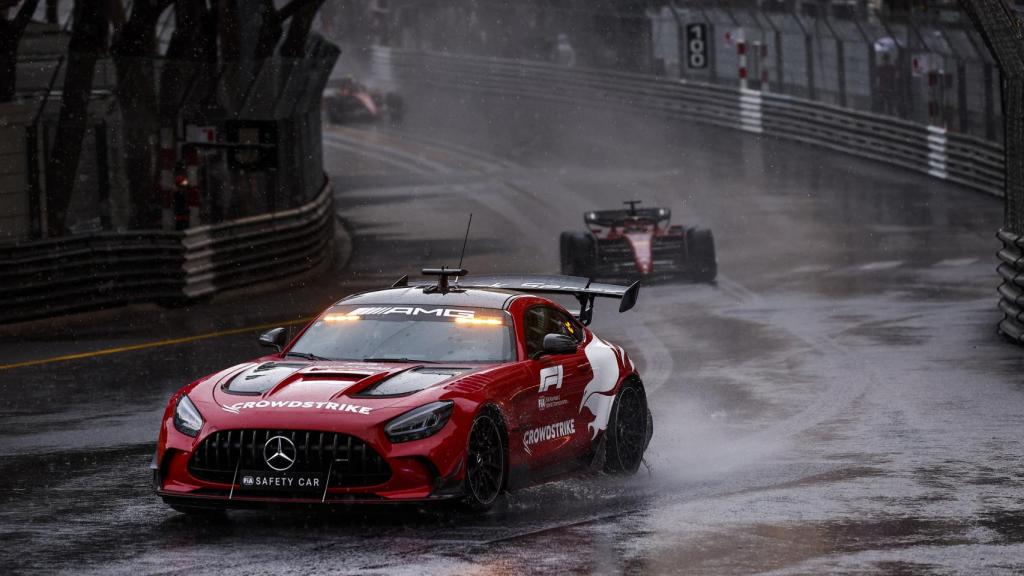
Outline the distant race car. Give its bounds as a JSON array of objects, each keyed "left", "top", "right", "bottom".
[
  {"left": 153, "top": 269, "right": 652, "bottom": 513},
  {"left": 560, "top": 200, "right": 717, "bottom": 282},
  {"left": 323, "top": 76, "right": 404, "bottom": 125}
]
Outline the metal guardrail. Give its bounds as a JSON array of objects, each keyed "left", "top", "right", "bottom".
[
  {"left": 0, "top": 182, "right": 335, "bottom": 325},
  {"left": 366, "top": 48, "right": 1004, "bottom": 198}
]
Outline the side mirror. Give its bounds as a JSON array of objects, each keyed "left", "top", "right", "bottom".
[
  {"left": 259, "top": 327, "right": 288, "bottom": 353},
  {"left": 541, "top": 333, "right": 578, "bottom": 357}
]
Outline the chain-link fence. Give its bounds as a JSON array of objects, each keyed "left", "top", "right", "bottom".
[{"left": 9, "top": 44, "right": 337, "bottom": 241}]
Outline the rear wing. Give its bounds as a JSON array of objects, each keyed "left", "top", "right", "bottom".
[
  {"left": 585, "top": 208, "right": 670, "bottom": 228},
  {"left": 455, "top": 275, "right": 640, "bottom": 325}
]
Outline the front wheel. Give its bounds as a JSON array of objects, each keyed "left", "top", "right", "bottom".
[
  {"left": 604, "top": 380, "right": 650, "bottom": 474},
  {"left": 462, "top": 410, "right": 506, "bottom": 512}
]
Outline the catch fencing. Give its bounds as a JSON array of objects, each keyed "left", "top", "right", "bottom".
[
  {"left": 0, "top": 182, "right": 334, "bottom": 324},
  {"left": 367, "top": 48, "right": 1004, "bottom": 197}
]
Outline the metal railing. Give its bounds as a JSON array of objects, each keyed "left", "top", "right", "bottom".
[
  {"left": 366, "top": 48, "right": 1003, "bottom": 197},
  {"left": 0, "top": 181, "right": 335, "bottom": 325}
]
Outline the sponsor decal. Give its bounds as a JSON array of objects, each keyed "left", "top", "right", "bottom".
[
  {"left": 538, "top": 364, "right": 563, "bottom": 393},
  {"left": 538, "top": 395, "right": 568, "bottom": 410},
  {"left": 348, "top": 307, "right": 476, "bottom": 319},
  {"left": 223, "top": 400, "right": 372, "bottom": 415},
  {"left": 479, "top": 282, "right": 623, "bottom": 295},
  {"left": 240, "top": 473, "right": 322, "bottom": 489},
  {"left": 523, "top": 418, "right": 576, "bottom": 454}
]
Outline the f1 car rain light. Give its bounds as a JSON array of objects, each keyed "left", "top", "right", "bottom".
[
  {"left": 173, "top": 395, "right": 205, "bottom": 437},
  {"left": 384, "top": 401, "right": 454, "bottom": 443}
]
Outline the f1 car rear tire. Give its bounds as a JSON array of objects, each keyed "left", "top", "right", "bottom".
[
  {"left": 560, "top": 231, "right": 595, "bottom": 277},
  {"left": 688, "top": 228, "right": 717, "bottom": 283},
  {"left": 462, "top": 410, "right": 506, "bottom": 512},
  {"left": 604, "top": 380, "right": 650, "bottom": 475}
]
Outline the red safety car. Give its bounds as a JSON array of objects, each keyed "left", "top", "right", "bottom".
[
  {"left": 153, "top": 269, "right": 651, "bottom": 513},
  {"left": 560, "top": 200, "right": 717, "bottom": 282},
  {"left": 323, "top": 76, "right": 404, "bottom": 125}
]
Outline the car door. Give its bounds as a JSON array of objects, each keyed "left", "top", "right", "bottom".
[{"left": 518, "top": 305, "right": 593, "bottom": 471}]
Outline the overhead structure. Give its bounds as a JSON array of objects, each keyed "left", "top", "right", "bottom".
[{"left": 958, "top": 0, "right": 1024, "bottom": 341}]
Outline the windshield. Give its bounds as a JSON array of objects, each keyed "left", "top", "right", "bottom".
[{"left": 288, "top": 305, "right": 515, "bottom": 363}]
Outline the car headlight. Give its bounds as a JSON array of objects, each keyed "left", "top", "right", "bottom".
[
  {"left": 385, "top": 401, "right": 454, "bottom": 443},
  {"left": 173, "top": 395, "right": 204, "bottom": 437}
]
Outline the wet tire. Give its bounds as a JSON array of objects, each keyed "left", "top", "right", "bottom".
[
  {"left": 560, "top": 231, "right": 595, "bottom": 277},
  {"left": 462, "top": 410, "right": 506, "bottom": 512},
  {"left": 604, "top": 380, "right": 650, "bottom": 475},
  {"left": 688, "top": 228, "right": 717, "bottom": 283}
]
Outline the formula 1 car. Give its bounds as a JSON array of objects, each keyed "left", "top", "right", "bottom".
[
  {"left": 560, "top": 201, "right": 717, "bottom": 282},
  {"left": 323, "top": 76, "right": 404, "bottom": 125},
  {"left": 154, "top": 269, "right": 652, "bottom": 513}
]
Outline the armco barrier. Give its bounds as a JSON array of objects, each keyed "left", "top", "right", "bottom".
[
  {"left": 0, "top": 183, "right": 334, "bottom": 324},
  {"left": 364, "top": 49, "right": 1005, "bottom": 198}
]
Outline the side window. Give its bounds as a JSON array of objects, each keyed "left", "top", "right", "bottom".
[
  {"left": 524, "top": 307, "right": 548, "bottom": 358},
  {"left": 547, "top": 308, "right": 583, "bottom": 343}
]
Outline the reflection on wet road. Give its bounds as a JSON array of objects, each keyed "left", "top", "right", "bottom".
[{"left": 2, "top": 87, "right": 1023, "bottom": 574}]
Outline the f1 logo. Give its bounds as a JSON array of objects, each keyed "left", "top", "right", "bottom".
[{"left": 539, "top": 365, "right": 563, "bottom": 393}]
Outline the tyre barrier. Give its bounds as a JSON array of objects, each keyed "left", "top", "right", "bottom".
[
  {"left": 361, "top": 48, "right": 1005, "bottom": 198},
  {"left": 997, "top": 228, "right": 1024, "bottom": 342},
  {"left": 0, "top": 182, "right": 335, "bottom": 324}
]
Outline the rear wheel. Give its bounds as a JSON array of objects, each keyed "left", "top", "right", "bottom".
[
  {"left": 462, "top": 410, "right": 506, "bottom": 512},
  {"left": 688, "top": 228, "right": 717, "bottom": 283},
  {"left": 560, "top": 231, "right": 595, "bottom": 277},
  {"left": 604, "top": 380, "right": 650, "bottom": 475}
]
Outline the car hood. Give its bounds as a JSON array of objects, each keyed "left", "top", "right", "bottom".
[{"left": 192, "top": 360, "right": 494, "bottom": 426}]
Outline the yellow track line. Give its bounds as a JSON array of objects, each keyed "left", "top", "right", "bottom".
[{"left": 0, "top": 317, "right": 314, "bottom": 372}]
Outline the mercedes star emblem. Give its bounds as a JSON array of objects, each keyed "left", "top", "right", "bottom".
[{"left": 263, "top": 435, "right": 297, "bottom": 471}]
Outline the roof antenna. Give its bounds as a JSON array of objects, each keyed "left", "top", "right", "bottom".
[{"left": 455, "top": 213, "right": 473, "bottom": 284}]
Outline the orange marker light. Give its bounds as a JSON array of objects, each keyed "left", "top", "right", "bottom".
[
  {"left": 454, "top": 317, "right": 504, "bottom": 326},
  {"left": 324, "top": 314, "right": 361, "bottom": 322}
]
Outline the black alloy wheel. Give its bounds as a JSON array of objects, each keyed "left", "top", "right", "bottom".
[
  {"left": 464, "top": 412, "right": 505, "bottom": 511},
  {"left": 605, "top": 382, "right": 648, "bottom": 474}
]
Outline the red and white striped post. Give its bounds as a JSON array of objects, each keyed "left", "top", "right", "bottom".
[
  {"left": 737, "top": 34, "right": 748, "bottom": 91},
  {"left": 183, "top": 146, "right": 201, "bottom": 228},
  {"left": 158, "top": 127, "right": 176, "bottom": 231}
]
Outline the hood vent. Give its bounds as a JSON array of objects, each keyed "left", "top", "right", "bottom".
[
  {"left": 357, "top": 367, "right": 468, "bottom": 397},
  {"left": 223, "top": 362, "right": 307, "bottom": 395}
]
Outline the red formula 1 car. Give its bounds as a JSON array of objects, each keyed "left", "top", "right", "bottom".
[
  {"left": 323, "top": 76, "right": 404, "bottom": 125},
  {"left": 153, "top": 269, "right": 652, "bottom": 513},
  {"left": 560, "top": 201, "right": 717, "bottom": 282}
]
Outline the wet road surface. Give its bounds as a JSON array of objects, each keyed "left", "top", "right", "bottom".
[{"left": 1, "top": 86, "right": 1023, "bottom": 575}]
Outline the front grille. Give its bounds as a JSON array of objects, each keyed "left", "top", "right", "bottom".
[{"left": 188, "top": 429, "right": 391, "bottom": 488}]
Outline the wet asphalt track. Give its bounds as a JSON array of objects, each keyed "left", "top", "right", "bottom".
[{"left": 1, "top": 86, "right": 1023, "bottom": 575}]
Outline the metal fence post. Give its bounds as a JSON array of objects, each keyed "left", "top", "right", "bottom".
[{"left": 24, "top": 126, "right": 42, "bottom": 239}]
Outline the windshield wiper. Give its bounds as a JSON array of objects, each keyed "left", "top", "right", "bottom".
[
  {"left": 363, "top": 357, "right": 440, "bottom": 364},
  {"left": 286, "top": 351, "right": 333, "bottom": 361}
]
